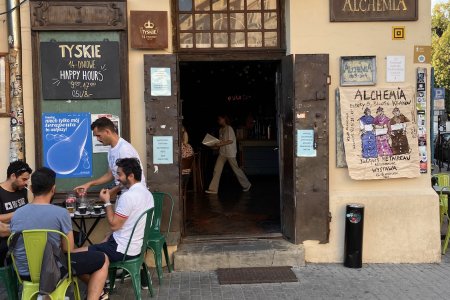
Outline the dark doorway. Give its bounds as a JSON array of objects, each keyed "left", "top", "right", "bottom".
[{"left": 180, "top": 60, "right": 281, "bottom": 236}]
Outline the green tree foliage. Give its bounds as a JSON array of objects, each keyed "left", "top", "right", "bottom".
[{"left": 432, "top": 2, "right": 450, "bottom": 109}]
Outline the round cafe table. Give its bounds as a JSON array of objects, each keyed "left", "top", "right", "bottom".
[{"left": 71, "top": 211, "right": 106, "bottom": 247}]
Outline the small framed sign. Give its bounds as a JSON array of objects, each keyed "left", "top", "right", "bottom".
[
  {"left": 0, "top": 54, "right": 10, "bottom": 117},
  {"left": 130, "top": 11, "right": 168, "bottom": 49},
  {"left": 340, "top": 56, "right": 376, "bottom": 86}
]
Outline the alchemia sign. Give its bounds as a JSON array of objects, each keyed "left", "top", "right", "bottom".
[{"left": 330, "top": 0, "right": 418, "bottom": 22}]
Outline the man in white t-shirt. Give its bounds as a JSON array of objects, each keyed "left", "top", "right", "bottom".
[
  {"left": 74, "top": 117, "right": 146, "bottom": 195},
  {"left": 205, "top": 114, "right": 251, "bottom": 194},
  {"left": 75, "top": 158, "right": 153, "bottom": 262}
]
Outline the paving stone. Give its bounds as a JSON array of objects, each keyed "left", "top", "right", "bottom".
[{"left": 2, "top": 255, "right": 450, "bottom": 299}]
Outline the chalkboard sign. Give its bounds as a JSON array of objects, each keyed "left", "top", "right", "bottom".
[{"left": 40, "top": 42, "right": 121, "bottom": 100}]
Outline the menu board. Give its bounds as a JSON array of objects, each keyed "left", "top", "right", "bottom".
[{"left": 40, "top": 42, "right": 121, "bottom": 100}]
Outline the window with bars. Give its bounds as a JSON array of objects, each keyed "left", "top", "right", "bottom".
[{"left": 176, "top": 0, "right": 281, "bottom": 50}]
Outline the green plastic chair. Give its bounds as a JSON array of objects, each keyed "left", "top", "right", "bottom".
[
  {"left": 434, "top": 173, "right": 450, "bottom": 187},
  {"left": 0, "top": 264, "right": 19, "bottom": 300},
  {"left": 108, "top": 208, "right": 154, "bottom": 299},
  {"left": 443, "top": 215, "right": 450, "bottom": 255},
  {"left": 8, "top": 229, "right": 81, "bottom": 300},
  {"left": 148, "top": 192, "right": 174, "bottom": 284}
]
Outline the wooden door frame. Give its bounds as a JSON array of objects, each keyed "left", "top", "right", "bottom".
[{"left": 177, "top": 56, "right": 288, "bottom": 239}]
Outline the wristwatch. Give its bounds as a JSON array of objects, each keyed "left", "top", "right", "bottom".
[{"left": 104, "top": 202, "right": 112, "bottom": 207}]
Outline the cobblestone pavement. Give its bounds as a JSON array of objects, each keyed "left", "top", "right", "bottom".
[
  {"left": 2, "top": 254, "right": 449, "bottom": 299},
  {"left": 111, "top": 254, "right": 450, "bottom": 300}
]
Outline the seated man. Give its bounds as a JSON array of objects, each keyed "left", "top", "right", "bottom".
[
  {"left": 0, "top": 161, "right": 32, "bottom": 266},
  {"left": 11, "top": 168, "right": 109, "bottom": 300},
  {"left": 77, "top": 158, "right": 153, "bottom": 263}
]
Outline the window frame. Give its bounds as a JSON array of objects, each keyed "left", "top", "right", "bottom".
[{"left": 173, "top": 0, "right": 286, "bottom": 53}]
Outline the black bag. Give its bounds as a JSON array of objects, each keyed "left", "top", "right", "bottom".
[
  {"left": 39, "top": 240, "right": 67, "bottom": 295},
  {"left": 8, "top": 231, "right": 70, "bottom": 295}
]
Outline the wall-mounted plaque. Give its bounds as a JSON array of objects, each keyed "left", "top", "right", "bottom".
[
  {"left": 130, "top": 11, "right": 168, "bottom": 49},
  {"left": 340, "top": 56, "right": 376, "bottom": 86},
  {"left": 330, "top": 0, "right": 418, "bottom": 22},
  {"left": 40, "top": 41, "right": 121, "bottom": 100}
]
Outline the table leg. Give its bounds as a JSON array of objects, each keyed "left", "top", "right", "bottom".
[
  {"left": 71, "top": 219, "right": 84, "bottom": 247},
  {"left": 83, "top": 217, "right": 102, "bottom": 245}
]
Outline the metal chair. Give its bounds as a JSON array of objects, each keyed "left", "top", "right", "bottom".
[
  {"left": 8, "top": 230, "right": 81, "bottom": 300},
  {"left": 0, "top": 264, "right": 19, "bottom": 300},
  {"left": 148, "top": 192, "right": 174, "bottom": 284},
  {"left": 108, "top": 208, "right": 155, "bottom": 299}
]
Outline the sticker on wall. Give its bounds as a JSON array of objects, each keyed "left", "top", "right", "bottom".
[
  {"left": 392, "top": 26, "right": 405, "bottom": 40},
  {"left": 42, "top": 112, "right": 93, "bottom": 178},
  {"left": 417, "top": 68, "right": 428, "bottom": 173},
  {"left": 414, "top": 46, "right": 431, "bottom": 64}
]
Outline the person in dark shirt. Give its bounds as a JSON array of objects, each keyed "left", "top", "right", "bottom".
[{"left": 0, "top": 161, "right": 32, "bottom": 266}]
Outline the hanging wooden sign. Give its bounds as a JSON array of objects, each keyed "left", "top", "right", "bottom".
[
  {"left": 130, "top": 11, "right": 168, "bottom": 49},
  {"left": 330, "top": 0, "right": 418, "bottom": 22}
]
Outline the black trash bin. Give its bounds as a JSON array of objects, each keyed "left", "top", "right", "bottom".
[{"left": 344, "top": 203, "right": 364, "bottom": 268}]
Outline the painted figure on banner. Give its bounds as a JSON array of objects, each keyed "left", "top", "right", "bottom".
[
  {"left": 390, "top": 107, "right": 410, "bottom": 155},
  {"left": 339, "top": 87, "right": 419, "bottom": 180},
  {"left": 358, "top": 108, "right": 378, "bottom": 158},
  {"left": 374, "top": 107, "right": 393, "bottom": 157}
]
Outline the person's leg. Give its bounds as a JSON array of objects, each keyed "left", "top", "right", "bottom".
[
  {"left": 70, "top": 251, "right": 109, "bottom": 300},
  {"left": 227, "top": 157, "right": 251, "bottom": 189},
  {"left": 208, "top": 155, "right": 227, "bottom": 192},
  {"left": 76, "top": 235, "right": 123, "bottom": 263},
  {"left": 86, "top": 254, "right": 109, "bottom": 300}
]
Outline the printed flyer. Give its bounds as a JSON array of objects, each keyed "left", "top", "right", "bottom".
[{"left": 339, "top": 86, "right": 420, "bottom": 180}]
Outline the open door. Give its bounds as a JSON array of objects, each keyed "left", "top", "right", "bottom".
[
  {"left": 279, "top": 55, "right": 296, "bottom": 243},
  {"left": 294, "top": 54, "right": 330, "bottom": 243},
  {"left": 144, "top": 54, "right": 181, "bottom": 235},
  {"left": 279, "top": 54, "right": 330, "bottom": 244}
]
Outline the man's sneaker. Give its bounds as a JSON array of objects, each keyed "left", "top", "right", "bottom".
[
  {"left": 99, "top": 290, "right": 109, "bottom": 300},
  {"left": 243, "top": 184, "right": 252, "bottom": 192},
  {"left": 205, "top": 190, "right": 217, "bottom": 194}
]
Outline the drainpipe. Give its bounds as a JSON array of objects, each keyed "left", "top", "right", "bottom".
[{"left": 6, "top": 0, "right": 25, "bottom": 162}]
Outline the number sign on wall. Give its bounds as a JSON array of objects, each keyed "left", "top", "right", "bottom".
[{"left": 40, "top": 42, "right": 121, "bottom": 100}]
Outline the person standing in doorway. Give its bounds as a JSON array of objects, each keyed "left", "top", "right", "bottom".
[
  {"left": 206, "top": 115, "right": 251, "bottom": 194},
  {"left": 74, "top": 117, "right": 146, "bottom": 195}
]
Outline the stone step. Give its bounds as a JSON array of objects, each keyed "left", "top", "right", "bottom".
[{"left": 174, "top": 238, "right": 305, "bottom": 271}]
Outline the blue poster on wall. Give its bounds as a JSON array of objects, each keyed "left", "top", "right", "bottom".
[{"left": 42, "top": 112, "right": 93, "bottom": 178}]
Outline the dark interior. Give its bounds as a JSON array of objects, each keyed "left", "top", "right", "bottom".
[{"left": 180, "top": 60, "right": 281, "bottom": 236}]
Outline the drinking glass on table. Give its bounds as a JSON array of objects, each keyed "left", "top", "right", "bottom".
[
  {"left": 87, "top": 198, "right": 95, "bottom": 212},
  {"left": 65, "top": 193, "right": 76, "bottom": 214}
]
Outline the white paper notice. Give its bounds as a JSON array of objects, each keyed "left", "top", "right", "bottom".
[
  {"left": 386, "top": 56, "right": 405, "bottom": 82},
  {"left": 91, "top": 114, "right": 121, "bottom": 153},
  {"left": 151, "top": 68, "right": 171, "bottom": 96},
  {"left": 153, "top": 136, "right": 173, "bottom": 164}
]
